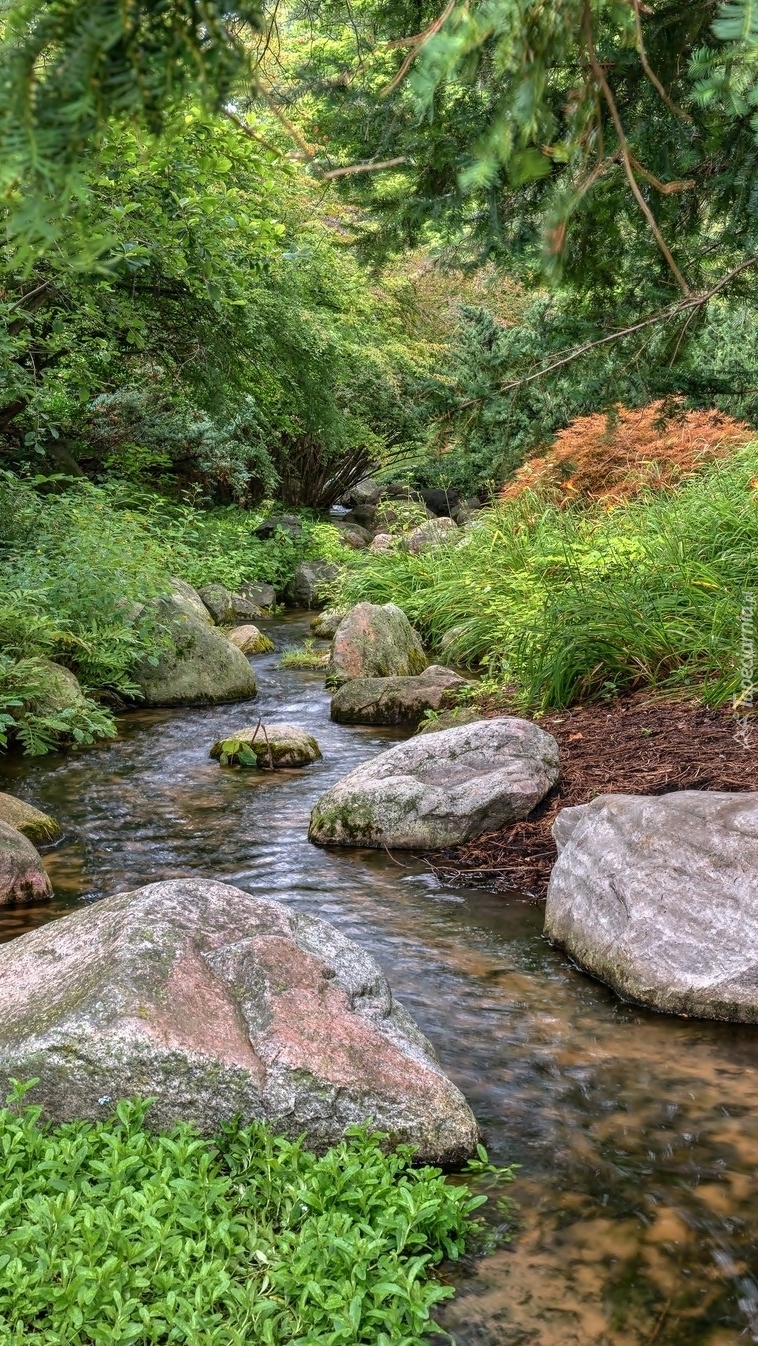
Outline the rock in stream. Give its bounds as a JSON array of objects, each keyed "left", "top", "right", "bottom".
[{"left": 0, "top": 878, "right": 479, "bottom": 1161}]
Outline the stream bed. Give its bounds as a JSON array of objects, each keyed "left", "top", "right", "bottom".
[{"left": 1, "top": 613, "right": 757, "bottom": 1346}]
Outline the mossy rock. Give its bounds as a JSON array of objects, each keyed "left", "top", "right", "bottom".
[
  {"left": 227, "top": 624, "right": 275, "bottom": 656},
  {"left": 0, "top": 792, "right": 62, "bottom": 846},
  {"left": 327, "top": 603, "right": 427, "bottom": 688},
  {"left": 210, "top": 723, "right": 322, "bottom": 769}
]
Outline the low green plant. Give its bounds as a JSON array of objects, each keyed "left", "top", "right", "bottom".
[
  {"left": 337, "top": 444, "right": 758, "bottom": 709},
  {"left": 278, "top": 640, "right": 331, "bottom": 671},
  {"left": 0, "top": 1086, "right": 498, "bottom": 1344}
]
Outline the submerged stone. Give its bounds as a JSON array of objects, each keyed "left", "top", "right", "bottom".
[{"left": 330, "top": 666, "right": 468, "bottom": 726}]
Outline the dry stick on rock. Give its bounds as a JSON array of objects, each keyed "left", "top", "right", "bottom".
[{"left": 251, "top": 719, "right": 274, "bottom": 770}]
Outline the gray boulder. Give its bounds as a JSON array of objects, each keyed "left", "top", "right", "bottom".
[
  {"left": 310, "top": 608, "right": 347, "bottom": 639},
  {"left": 338, "top": 526, "right": 371, "bottom": 550},
  {"left": 169, "top": 578, "right": 213, "bottom": 624},
  {"left": 330, "top": 666, "right": 468, "bottom": 727},
  {"left": 327, "top": 602, "right": 427, "bottom": 688},
  {"left": 238, "top": 580, "right": 276, "bottom": 612},
  {"left": 291, "top": 561, "right": 341, "bottom": 609},
  {"left": 406, "top": 518, "right": 459, "bottom": 554},
  {"left": 309, "top": 717, "right": 559, "bottom": 850},
  {"left": 197, "top": 584, "right": 264, "bottom": 625},
  {"left": 254, "top": 514, "right": 303, "bottom": 541},
  {"left": 0, "top": 821, "right": 52, "bottom": 905},
  {"left": 211, "top": 722, "right": 322, "bottom": 768},
  {"left": 134, "top": 594, "right": 257, "bottom": 707},
  {"left": 0, "top": 792, "right": 62, "bottom": 846},
  {"left": 29, "top": 659, "right": 89, "bottom": 716},
  {"left": 420, "top": 488, "right": 460, "bottom": 518},
  {"left": 0, "top": 878, "right": 479, "bottom": 1161},
  {"left": 417, "top": 707, "right": 485, "bottom": 735},
  {"left": 545, "top": 791, "right": 758, "bottom": 1022}
]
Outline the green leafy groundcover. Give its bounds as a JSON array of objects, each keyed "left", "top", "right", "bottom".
[{"left": 0, "top": 1092, "right": 496, "bottom": 1344}]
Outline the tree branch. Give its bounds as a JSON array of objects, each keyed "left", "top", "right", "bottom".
[
  {"left": 321, "top": 156, "right": 408, "bottom": 179},
  {"left": 582, "top": 2, "right": 691, "bottom": 295},
  {"left": 630, "top": 0, "right": 693, "bottom": 123},
  {"left": 381, "top": 0, "right": 456, "bottom": 97}
]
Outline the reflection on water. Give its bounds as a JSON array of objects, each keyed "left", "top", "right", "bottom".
[{"left": 2, "top": 614, "right": 758, "bottom": 1345}]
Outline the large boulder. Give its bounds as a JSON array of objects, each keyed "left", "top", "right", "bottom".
[
  {"left": 227, "top": 624, "right": 275, "bottom": 656},
  {"left": 169, "top": 578, "right": 213, "bottom": 624},
  {"left": 197, "top": 584, "right": 265, "bottom": 625},
  {"left": 30, "top": 659, "right": 89, "bottom": 716},
  {"left": 134, "top": 595, "right": 257, "bottom": 707},
  {"left": 330, "top": 666, "right": 468, "bottom": 727},
  {"left": 211, "top": 723, "right": 322, "bottom": 768},
  {"left": 0, "top": 793, "right": 62, "bottom": 846},
  {"left": 309, "top": 717, "right": 559, "bottom": 850},
  {"left": 0, "top": 821, "right": 52, "bottom": 905},
  {"left": 545, "top": 791, "right": 758, "bottom": 1022},
  {"left": 0, "top": 878, "right": 479, "bottom": 1161},
  {"left": 420, "top": 488, "right": 460, "bottom": 518},
  {"left": 327, "top": 602, "right": 427, "bottom": 688},
  {"left": 238, "top": 580, "right": 276, "bottom": 612},
  {"left": 406, "top": 518, "right": 458, "bottom": 555},
  {"left": 291, "top": 561, "right": 341, "bottom": 609},
  {"left": 254, "top": 514, "right": 303, "bottom": 541}
]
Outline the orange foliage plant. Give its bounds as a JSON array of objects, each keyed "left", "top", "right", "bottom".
[{"left": 501, "top": 401, "right": 753, "bottom": 505}]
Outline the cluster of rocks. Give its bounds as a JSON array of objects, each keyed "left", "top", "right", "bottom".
[{"left": 0, "top": 791, "right": 60, "bottom": 906}]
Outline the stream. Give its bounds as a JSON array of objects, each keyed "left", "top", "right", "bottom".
[{"left": 2, "top": 612, "right": 757, "bottom": 1346}]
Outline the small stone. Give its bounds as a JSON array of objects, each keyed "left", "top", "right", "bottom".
[
  {"left": 227, "top": 625, "right": 275, "bottom": 656},
  {"left": 330, "top": 666, "right": 468, "bottom": 727},
  {"left": 369, "top": 533, "right": 396, "bottom": 554},
  {"left": 253, "top": 514, "right": 303, "bottom": 540},
  {"left": 290, "top": 561, "right": 341, "bottom": 609},
  {"left": 0, "top": 792, "right": 62, "bottom": 846},
  {"left": 0, "top": 821, "right": 52, "bottom": 905},
  {"left": 310, "top": 609, "right": 346, "bottom": 639},
  {"left": 211, "top": 722, "right": 322, "bottom": 768},
  {"left": 406, "top": 518, "right": 459, "bottom": 555}
]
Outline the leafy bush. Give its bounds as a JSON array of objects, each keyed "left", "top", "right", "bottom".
[
  {"left": 0, "top": 1089, "right": 494, "bottom": 1344},
  {"left": 338, "top": 444, "right": 758, "bottom": 709},
  {"left": 0, "top": 474, "right": 349, "bottom": 753}
]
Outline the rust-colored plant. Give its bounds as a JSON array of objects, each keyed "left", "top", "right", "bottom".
[{"left": 501, "top": 401, "right": 753, "bottom": 505}]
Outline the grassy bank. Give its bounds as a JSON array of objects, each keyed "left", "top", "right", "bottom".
[
  {"left": 0, "top": 1091, "right": 499, "bottom": 1344},
  {"left": 338, "top": 446, "right": 758, "bottom": 710},
  {"left": 0, "top": 475, "right": 345, "bottom": 754}
]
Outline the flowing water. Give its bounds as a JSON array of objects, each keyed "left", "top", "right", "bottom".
[{"left": 2, "top": 613, "right": 757, "bottom": 1346}]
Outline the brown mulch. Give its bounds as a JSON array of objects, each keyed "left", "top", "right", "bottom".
[{"left": 427, "top": 692, "right": 758, "bottom": 899}]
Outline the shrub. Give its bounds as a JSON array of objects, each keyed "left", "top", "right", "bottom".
[
  {"left": 0, "top": 1090, "right": 497, "bottom": 1344},
  {"left": 501, "top": 402, "right": 753, "bottom": 505},
  {"left": 337, "top": 443, "right": 758, "bottom": 709}
]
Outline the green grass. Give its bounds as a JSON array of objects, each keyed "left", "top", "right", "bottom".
[
  {"left": 337, "top": 445, "right": 758, "bottom": 709},
  {"left": 278, "top": 639, "right": 331, "bottom": 670},
  {"left": 0, "top": 1089, "right": 502, "bottom": 1345}
]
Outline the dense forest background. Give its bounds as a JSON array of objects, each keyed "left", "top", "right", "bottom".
[{"left": 5, "top": 0, "right": 758, "bottom": 750}]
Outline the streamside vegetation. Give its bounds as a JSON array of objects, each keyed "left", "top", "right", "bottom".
[
  {"left": 338, "top": 443, "right": 758, "bottom": 710},
  {"left": 0, "top": 1088, "right": 506, "bottom": 1344}
]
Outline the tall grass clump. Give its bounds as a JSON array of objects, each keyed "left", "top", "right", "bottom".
[
  {"left": 0, "top": 1088, "right": 498, "bottom": 1344},
  {"left": 338, "top": 445, "right": 758, "bottom": 709}
]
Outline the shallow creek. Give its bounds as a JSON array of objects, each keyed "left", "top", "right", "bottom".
[{"left": 2, "top": 612, "right": 758, "bottom": 1346}]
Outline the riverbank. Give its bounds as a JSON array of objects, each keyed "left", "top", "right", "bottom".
[{"left": 428, "top": 693, "right": 758, "bottom": 896}]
